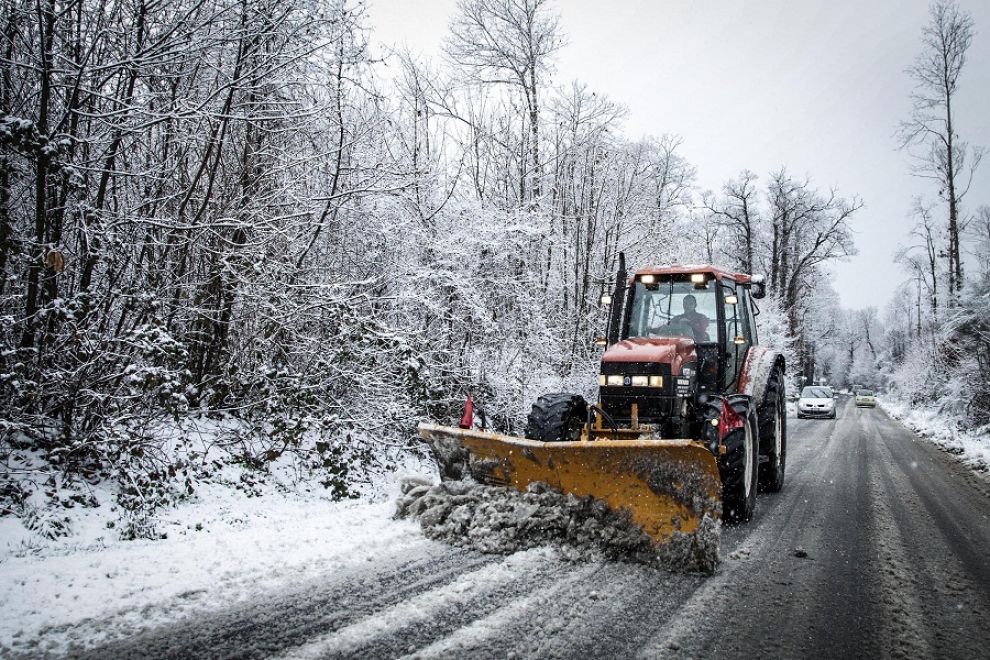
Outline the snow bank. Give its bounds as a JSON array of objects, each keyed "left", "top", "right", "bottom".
[
  {"left": 880, "top": 400, "right": 990, "bottom": 475},
  {"left": 396, "top": 478, "right": 720, "bottom": 574}
]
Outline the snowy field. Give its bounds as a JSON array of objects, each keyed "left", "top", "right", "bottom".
[{"left": 0, "top": 479, "right": 428, "bottom": 657}]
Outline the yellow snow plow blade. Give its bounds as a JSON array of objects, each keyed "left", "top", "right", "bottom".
[{"left": 417, "top": 423, "right": 721, "bottom": 546}]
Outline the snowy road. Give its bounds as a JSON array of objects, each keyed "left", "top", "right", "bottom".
[{"left": 71, "top": 398, "right": 990, "bottom": 659}]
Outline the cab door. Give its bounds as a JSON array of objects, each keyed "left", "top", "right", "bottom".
[{"left": 720, "top": 281, "right": 755, "bottom": 391}]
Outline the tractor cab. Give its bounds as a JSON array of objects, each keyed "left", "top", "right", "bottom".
[
  {"left": 599, "top": 262, "right": 765, "bottom": 435},
  {"left": 626, "top": 272, "right": 718, "bottom": 343}
]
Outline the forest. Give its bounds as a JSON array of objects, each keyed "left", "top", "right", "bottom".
[{"left": 1, "top": 0, "right": 987, "bottom": 533}]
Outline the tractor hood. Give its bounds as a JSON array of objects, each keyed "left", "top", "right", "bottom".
[{"left": 601, "top": 337, "right": 697, "bottom": 375}]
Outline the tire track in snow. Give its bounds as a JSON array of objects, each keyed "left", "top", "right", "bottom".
[
  {"left": 272, "top": 548, "right": 566, "bottom": 659},
  {"left": 75, "top": 541, "right": 492, "bottom": 660},
  {"left": 401, "top": 561, "right": 703, "bottom": 660},
  {"left": 873, "top": 410, "right": 990, "bottom": 589},
  {"left": 496, "top": 562, "right": 703, "bottom": 660},
  {"left": 396, "top": 563, "right": 604, "bottom": 659},
  {"left": 855, "top": 410, "right": 933, "bottom": 660},
  {"left": 630, "top": 488, "right": 815, "bottom": 653},
  {"left": 636, "top": 399, "right": 885, "bottom": 659},
  {"left": 867, "top": 409, "right": 990, "bottom": 659}
]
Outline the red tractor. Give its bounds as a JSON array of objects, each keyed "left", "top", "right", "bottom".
[{"left": 420, "top": 255, "right": 786, "bottom": 550}]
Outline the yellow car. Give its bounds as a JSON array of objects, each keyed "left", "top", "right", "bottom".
[{"left": 855, "top": 390, "right": 877, "bottom": 408}]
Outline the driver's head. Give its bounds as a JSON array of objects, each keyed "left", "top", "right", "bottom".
[{"left": 683, "top": 294, "right": 697, "bottom": 312}]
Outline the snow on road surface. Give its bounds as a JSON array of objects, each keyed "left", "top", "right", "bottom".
[
  {"left": 0, "top": 484, "right": 424, "bottom": 657},
  {"left": 270, "top": 548, "right": 565, "bottom": 660}
]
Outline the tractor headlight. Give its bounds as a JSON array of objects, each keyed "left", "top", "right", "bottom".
[{"left": 601, "top": 374, "right": 664, "bottom": 387}]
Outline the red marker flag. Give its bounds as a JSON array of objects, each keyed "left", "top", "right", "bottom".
[{"left": 458, "top": 394, "right": 474, "bottom": 429}]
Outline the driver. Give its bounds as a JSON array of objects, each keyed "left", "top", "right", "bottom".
[{"left": 672, "top": 294, "right": 710, "bottom": 342}]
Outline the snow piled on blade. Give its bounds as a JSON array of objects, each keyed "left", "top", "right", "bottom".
[{"left": 395, "top": 478, "right": 720, "bottom": 574}]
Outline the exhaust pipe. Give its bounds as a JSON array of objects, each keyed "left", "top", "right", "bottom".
[{"left": 606, "top": 252, "right": 626, "bottom": 346}]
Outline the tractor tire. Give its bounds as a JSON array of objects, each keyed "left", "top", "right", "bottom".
[
  {"left": 525, "top": 393, "right": 588, "bottom": 442},
  {"left": 758, "top": 368, "right": 787, "bottom": 493},
  {"left": 719, "top": 397, "right": 759, "bottom": 524}
]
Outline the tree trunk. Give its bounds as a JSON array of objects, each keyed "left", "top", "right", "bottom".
[{"left": 20, "top": 0, "right": 58, "bottom": 351}]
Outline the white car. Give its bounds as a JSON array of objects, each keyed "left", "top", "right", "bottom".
[
  {"left": 797, "top": 386, "right": 836, "bottom": 419},
  {"left": 855, "top": 390, "right": 877, "bottom": 408}
]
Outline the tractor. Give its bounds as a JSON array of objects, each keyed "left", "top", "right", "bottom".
[{"left": 419, "top": 255, "right": 787, "bottom": 550}]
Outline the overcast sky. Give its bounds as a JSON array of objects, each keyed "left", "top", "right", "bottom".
[{"left": 366, "top": 0, "right": 990, "bottom": 311}]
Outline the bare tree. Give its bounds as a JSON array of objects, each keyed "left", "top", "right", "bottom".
[
  {"left": 899, "top": 0, "right": 983, "bottom": 297},
  {"left": 970, "top": 205, "right": 990, "bottom": 275},
  {"left": 696, "top": 210, "right": 721, "bottom": 265},
  {"left": 895, "top": 198, "right": 941, "bottom": 326},
  {"left": 625, "top": 135, "right": 696, "bottom": 263},
  {"left": 445, "top": 0, "right": 563, "bottom": 204},
  {"left": 765, "top": 169, "right": 861, "bottom": 335},
  {"left": 701, "top": 169, "right": 760, "bottom": 272},
  {"left": 857, "top": 307, "right": 880, "bottom": 361}
]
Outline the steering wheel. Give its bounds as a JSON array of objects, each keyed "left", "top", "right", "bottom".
[{"left": 649, "top": 319, "right": 693, "bottom": 338}]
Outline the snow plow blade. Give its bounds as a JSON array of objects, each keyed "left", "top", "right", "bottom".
[{"left": 417, "top": 423, "right": 722, "bottom": 547}]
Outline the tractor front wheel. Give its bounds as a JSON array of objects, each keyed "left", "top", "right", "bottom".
[
  {"left": 719, "top": 397, "right": 759, "bottom": 524},
  {"left": 525, "top": 393, "right": 588, "bottom": 442}
]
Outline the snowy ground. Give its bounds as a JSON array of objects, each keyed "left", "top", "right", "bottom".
[
  {"left": 0, "top": 477, "right": 429, "bottom": 657},
  {"left": 880, "top": 399, "right": 990, "bottom": 477},
  {"left": 4, "top": 400, "right": 988, "bottom": 657}
]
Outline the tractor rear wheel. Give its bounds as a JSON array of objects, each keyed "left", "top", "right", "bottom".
[
  {"left": 525, "top": 393, "right": 588, "bottom": 442},
  {"left": 719, "top": 397, "right": 759, "bottom": 524},
  {"left": 758, "top": 368, "right": 786, "bottom": 493}
]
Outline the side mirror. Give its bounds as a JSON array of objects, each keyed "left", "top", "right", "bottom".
[{"left": 750, "top": 274, "right": 766, "bottom": 299}]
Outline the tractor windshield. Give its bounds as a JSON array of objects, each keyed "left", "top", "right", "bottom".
[{"left": 626, "top": 277, "right": 717, "bottom": 343}]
